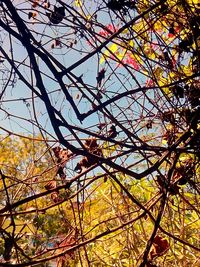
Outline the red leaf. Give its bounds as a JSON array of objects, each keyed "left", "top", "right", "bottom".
[
  {"left": 150, "top": 235, "right": 170, "bottom": 260},
  {"left": 98, "top": 24, "right": 118, "bottom": 37},
  {"left": 124, "top": 55, "right": 140, "bottom": 70}
]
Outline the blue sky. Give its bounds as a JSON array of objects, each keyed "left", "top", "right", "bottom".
[{"left": 0, "top": 0, "right": 150, "bottom": 147}]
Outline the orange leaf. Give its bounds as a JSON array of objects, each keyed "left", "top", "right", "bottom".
[{"left": 32, "top": 0, "right": 39, "bottom": 8}]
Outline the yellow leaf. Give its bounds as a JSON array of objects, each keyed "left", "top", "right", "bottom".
[
  {"left": 157, "top": 76, "right": 171, "bottom": 95},
  {"left": 115, "top": 49, "right": 126, "bottom": 61},
  {"left": 109, "top": 43, "right": 118, "bottom": 53},
  {"left": 178, "top": 153, "right": 194, "bottom": 163},
  {"left": 181, "top": 65, "right": 193, "bottom": 76},
  {"left": 100, "top": 50, "right": 109, "bottom": 64},
  {"left": 132, "top": 20, "right": 145, "bottom": 34},
  {"left": 129, "top": 40, "right": 135, "bottom": 48},
  {"left": 162, "top": 139, "right": 168, "bottom": 145},
  {"left": 75, "top": 0, "right": 82, "bottom": 7},
  {"left": 187, "top": 0, "right": 199, "bottom": 6},
  {"left": 100, "top": 43, "right": 118, "bottom": 64},
  {"left": 154, "top": 66, "right": 163, "bottom": 79}
]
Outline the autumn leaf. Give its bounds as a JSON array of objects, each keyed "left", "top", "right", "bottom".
[
  {"left": 124, "top": 54, "right": 140, "bottom": 70},
  {"left": 43, "top": 1, "right": 50, "bottom": 9},
  {"left": 46, "top": 6, "right": 65, "bottom": 24},
  {"left": 32, "top": 0, "right": 39, "bottom": 8},
  {"left": 45, "top": 180, "right": 57, "bottom": 190},
  {"left": 107, "top": 125, "right": 117, "bottom": 139},
  {"left": 75, "top": 0, "right": 82, "bottom": 7},
  {"left": 74, "top": 138, "right": 102, "bottom": 172},
  {"left": 98, "top": 123, "right": 106, "bottom": 129},
  {"left": 106, "top": 0, "right": 135, "bottom": 11},
  {"left": 150, "top": 235, "right": 170, "bottom": 260},
  {"left": 100, "top": 43, "right": 118, "bottom": 64},
  {"left": 96, "top": 68, "right": 106, "bottom": 86},
  {"left": 98, "top": 24, "right": 118, "bottom": 37},
  {"left": 107, "top": 0, "right": 123, "bottom": 11},
  {"left": 171, "top": 85, "right": 184, "bottom": 99},
  {"left": 28, "top": 11, "right": 37, "bottom": 19},
  {"left": 52, "top": 147, "right": 73, "bottom": 179},
  {"left": 51, "top": 192, "right": 62, "bottom": 203}
]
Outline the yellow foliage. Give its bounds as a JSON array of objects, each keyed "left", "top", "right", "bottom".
[
  {"left": 75, "top": 0, "right": 82, "bottom": 7},
  {"left": 100, "top": 43, "right": 118, "bottom": 64}
]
